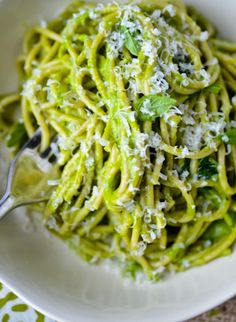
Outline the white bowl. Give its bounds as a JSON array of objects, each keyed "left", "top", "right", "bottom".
[{"left": 0, "top": 1, "right": 236, "bottom": 321}]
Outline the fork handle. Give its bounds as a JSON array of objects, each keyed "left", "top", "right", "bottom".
[
  {"left": 0, "top": 194, "right": 49, "bottom": 219},
  {"left": 0, "top": 194, "right": 17, "bottom": 220}
]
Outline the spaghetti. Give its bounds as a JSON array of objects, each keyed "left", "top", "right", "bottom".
[{"left": 1, "top": 0, "right": 236, "bottom": 280}]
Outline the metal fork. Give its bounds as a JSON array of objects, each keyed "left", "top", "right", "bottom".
[{"left": 0, "top": 130, "right": 59, "bottom": 220}]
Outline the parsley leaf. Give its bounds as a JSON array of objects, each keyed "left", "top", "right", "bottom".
[
  {"left": 198, "top": 157, "right": 218, "bottom": 180},
  {"left": 119, "top": 26, "right": 140, "bottom": 56},
  {"left": 135, "top": 94, "right": 176, "bottom": 121},
  {"left": 7, "top": 122, "right": 28, "bottom": 149},
  {"left": 204, "top": 83, "right": 221, "bottom": 94},
  {"left": 220, "top": 128, "right": 236, "bottom": 144}
]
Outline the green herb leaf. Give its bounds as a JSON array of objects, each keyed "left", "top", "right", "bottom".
[
  {"left": 220, "top": 128, "right": 236, "bottom": 144},
  {"left": 203, "top": 220, "right": 231, "bottom": 241},
  {"left": 224, "top": 212, "right": 235, "bottom": 227},
  {"left": 198, "top": 157, "right": 218, "bottom": 180},
  {"left": 199, "top": 187, "right": 222, "bottom": 208},
  {"left": 135, "top": 94, "right": 176, "bottom": 121},
  {"left": 178, "top": 159, "right": 190, "bottom": 177},
  {"left": 122, "top": 260, "right": 141, "bottom": 280},
  {"left": 229, "top": 209, "right": 236, "bottom": 220},
  {"left": 7, "top": 122, "right": 28, "bottom": 149},
  {"left": 204, "top": 83, "right": 221, "bottom": 94},
  {"left": 119, "top": 26, "right": 140, "bottom": 56}
]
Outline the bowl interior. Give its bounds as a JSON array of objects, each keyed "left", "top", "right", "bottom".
[{"left": 0, "top": 1, "right": 236, "bottom": 322}]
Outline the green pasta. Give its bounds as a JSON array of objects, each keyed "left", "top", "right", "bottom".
[{"left": 1, "top": 0, "right": 236, "bottom": 281}]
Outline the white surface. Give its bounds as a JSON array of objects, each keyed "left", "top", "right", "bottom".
[{"left": 0, "top": 1, "right": 236, "bottom": 322}]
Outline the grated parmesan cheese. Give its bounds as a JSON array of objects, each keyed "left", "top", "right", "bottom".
[
  {"left": 177, "top": 146, "right": 189, "bottom": 159},
  {"left": 206, "top": 58, "right": 218, "bottom": 66},
  {"left": 133, "top": 132, "right": 149, "bottom": 159},
  {"left": 156, "top": 201, "right": 167, "bottom": 211},
  {"left": 152, "top": 28, "right": 161, "bottom": 36},
  {"left": 203, "top": 240, "right": 212, "bottom": 248},
  {"left": 151, "top": 9, "right": 161, "bottom": 20},
  {"left": 21, "top": 79, "right": 37, "bottom": 102},
  {"left": 182, "top": 124, "right": 203, "bottom": 151},
  {"left": 148, "top": 132, "right": 162, "bottom": 149},
  {"left": 47, "top": 180, "right": 59, "bottom": 186},
  {"left": 198, "top": 69, "right": 210, "bottom": 86},
  {"left": 180, "top": 170, "right": 189, "bottom": 181},
  {"left": 142, "top": 40, "right": 157, "bottom": 64},
  {"left": 232, "top": 96, "right": 236, "bottom": 106},
  {"left": 156, "top": 154, "right": 165, "bottom": 165},
  {"left": 122, "top": 200, "right": 136, "bottom": 212},
  {"left": 132, "top": 241, "right": 147, "bottom": 257},
  {"left": 140, "top": 99, "right": 155, "bottom": 117},
  {"left": 198, "top": 31, "right": 209, "bottom": 42},
  {"left": 94, "top": 133, "right": 108, "bottom": 147},
  {"left": 149, "top": 67, "right": 169, "bottom": 94},
  {"left": 40, "top": 20, "right": 47, "bottom": 28},
  {"left": 163, "top": 5, "right": 176, "bottom": 17},
  {"left": 46, "top": 216, "right": 60, "bottom": 232},
  {"left": 89, "top": 10, "right": 99, "bottom": 20},
  {"left": 85, "top": 156, "right": 94, "bottom": 168},
  {"left": 92, "top": 185, "right": 99, "bottom": 197},
  {"left": 182, "top": 259, "right": 190, "bottom": 268},
  {"left": 107, "top": 31, "right": 125, "bottom": 58},
  {"left": 128, "top": 183, "right": 139, "bottom": 194},
  {"left": 159, "top": 173, "right": 167, "bottom": 181}
]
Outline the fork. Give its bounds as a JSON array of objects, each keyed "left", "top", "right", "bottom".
[{"left": 0, "top": 130, "right": 59, "bottom": 220}]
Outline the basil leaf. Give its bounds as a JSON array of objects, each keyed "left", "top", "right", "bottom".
[
  {"left": 119, "top": 26, "right": 140, "bottom": 56},
  {"left": 198, "top": 157, "right": 218, "bottom": 180},
  {"left": 220, "top": 128, "right": 236, "bottom": 144},
  {"left": 203, "top": 220, "right": 231, "bottom": 241},
  {"left": 204, "top": 83, "right": 221, "bottom": 94},
  {"left": 7, "top": 122, "right": 28, "bottom": 149},
  {"left": 135, "top": 94, "right": 176, "bottom": 121}
]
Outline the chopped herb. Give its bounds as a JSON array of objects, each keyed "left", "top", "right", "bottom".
[
  {"left": 204, "top": 83, "right": 221, "bottom": 94},
  {"left": 199, "top": 187, "right": 221, "bottom": 208},
  {"left": 7, "top": 122, "right": 28, "bottom": 149},
  {"left": 122, "top": 260, "right": 141, "bottom": 280},
  {"left": 220, "top": 128, "right": 236, "bottom": 144},
  {"left": 119, "top": 26, "right": 140, "bottom": 56},
  {"left": 178, "top": 159, "right": 190, "bottom": 176},
  {"left": 198, "top": 157, "right": 218, "bottom": 180},
  {"left": 224, "top": 211, "right": 236, "bottom": 228},
  {"left": 203, "top": 220, "right": 231, "bottom": 241},
  {"left": 135, "top": 94, "right": 176, "bottom": 121}
]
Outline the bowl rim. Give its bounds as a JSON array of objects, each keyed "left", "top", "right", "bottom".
[{"left": 1, "top": 272, "right": 236, "bottom": 322}]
